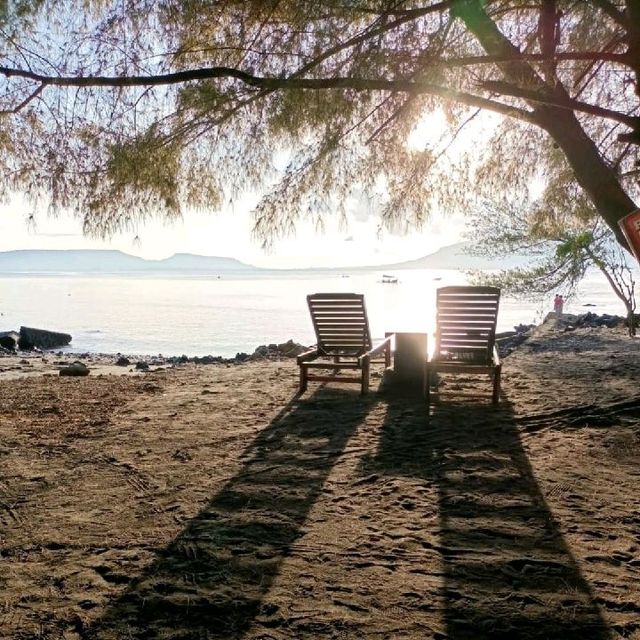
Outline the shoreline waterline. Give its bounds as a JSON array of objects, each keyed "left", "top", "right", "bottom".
[
  {"left": 0, "top": 268, "right": 633, "bottom": 357},
  {"left": 2, "top": 311, "right": 633, "bottom": 371}
]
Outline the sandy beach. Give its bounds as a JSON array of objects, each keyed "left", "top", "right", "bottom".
[{"left": 1, "top": 320, "right": 640, "bottom": 639}]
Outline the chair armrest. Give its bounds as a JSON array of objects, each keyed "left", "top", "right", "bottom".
[
  {"left": 358, "top": 335, "right": 392, "bottom": 365},
  {"left": 297, "top": 347, "right": 319, "bottom": 364},
  {"left": 492, "top": 345, "right": 501, "bottom": 367}
]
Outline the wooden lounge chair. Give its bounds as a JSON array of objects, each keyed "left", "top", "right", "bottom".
[
  {"left": 426, "top": 286, "right": 502, "bottom": 405},
  {"left": 297, "top": 293, "right": 392, "bottom": 395}
]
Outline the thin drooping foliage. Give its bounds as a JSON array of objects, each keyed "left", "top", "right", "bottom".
[
  {"left": 0, "top": 1, "right": 638, "bottom": 246},
  {"left": 468, "top": 185, "right": 638, "bottom": 335}
]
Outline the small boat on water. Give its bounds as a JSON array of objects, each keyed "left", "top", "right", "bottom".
[{"left": 380, "top": 274, "right": 399, "bottom": 284}]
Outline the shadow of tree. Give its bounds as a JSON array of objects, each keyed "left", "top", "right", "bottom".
[
  {"left": 87, "top": 387, "right": 373, "bottom": 639},
  {"left": 365, "top": 394, "right": 611, "bottom": 640}
]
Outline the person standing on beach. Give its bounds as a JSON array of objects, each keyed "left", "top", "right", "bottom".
[{"left": 554, "top": 294, "right": 564, "bottom": 324}]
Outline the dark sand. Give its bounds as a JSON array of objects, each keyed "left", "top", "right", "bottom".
[{"left": 1, "top": 321, "right": 639, "bottom": 639}]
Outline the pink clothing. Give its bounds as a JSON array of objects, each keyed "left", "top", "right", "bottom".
[{"left": 554, "top": 295, "right": 564, "bottom": 315}]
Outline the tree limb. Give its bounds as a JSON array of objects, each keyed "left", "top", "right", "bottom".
[
  {"left": 592, "top": 0, "right": 631, "bottom": 28},
  {"left": 0, "top": 84, "right": 43, "bottom": 115},
  {"left": 0, "top": 64, "right": 538, "bottom": 124},
  {"left": 453, "top": 0, "right": 639, "bottom": 249},
  {"left": 430, "top": 51, "right": 630, "bottom": 66},
  {"left": 335, "top": 2, "right": 457, "bottom": 18},
  {"left": 539, "top": 0, "right": 559, "bottom": 83},
  {"left": 291, "top": 1, "right": 455, "bottom": 79},
  {"left": 480, "top": 79, "right": 640, "bottom": 130}
]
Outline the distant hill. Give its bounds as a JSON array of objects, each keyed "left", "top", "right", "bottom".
[
  {"left": 0, "top": 250, "right": 255, "bottom": 273},
  {"left": 150, "top": 253, "right": 254, "bottom": 271},
  {"left": 383, "top": 241, "right": 530, "bottom": 270},
  {"left": 0, "top": 245, "right": 531, "bottom": 274}
]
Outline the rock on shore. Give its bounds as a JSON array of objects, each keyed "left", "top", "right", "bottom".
[
  {"left": 18, "top": 326, "right": 72, "bottom": 350},
  {"left": 0, "top": 331, "right": 19, "bottom": 351},
  {"left": 249, "top": 340, "right": 307, "bottom": 360}
]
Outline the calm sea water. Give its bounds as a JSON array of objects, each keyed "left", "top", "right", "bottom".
[{"left": 0, "top": 268, "right": 631, "bottom": 357}]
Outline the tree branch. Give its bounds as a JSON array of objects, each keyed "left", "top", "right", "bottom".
[
  {"left": 625, "top": 0, "right": 640, "bottom": 99},
  {"left": 592, "top": 0, "right": 631, "bottom": 28},
  {"left": 0, "top": 85, "right": 43, "bottom": 115},
  {"left": 291, "top": 1, "right": 455, "bottom": 80},
  {"left": 585, "top": 244, "right": 635, "bottom": 311},
  {"left": 336, "top": 2, "right": 456, "bottom": 18},
  {"left": 0, "top": 64, "right": 538, "bottom": 124},
  {"left": 538, "top": 0, "right": 559, "bottom": 83},
  {"left": 430, "top": 50, "right": 631, "bottom": 66},
  {"left": 451, "top": 0, "right": 547, "bottom": 90},
  {"left": 480, "top": 79, "right": 640, "bottom": 130}
]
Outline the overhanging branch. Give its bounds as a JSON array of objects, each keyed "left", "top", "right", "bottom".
[
  {"left": 292, "top": 1, "right": 455, "bottom": 79},
  {"left": 430, "top": 51, "right": 630, "bottom": 67},
  {"left": 0, "top": 84, "right": 43, "bottom": 115},
  {"left": 0, "top": 64, "right": 537, "bottom": 124},
  {"left": 591, "top": 0, "right": 631, "bottom": 28},
  {"left": 481, "top": 79, "right": 640, "bottom": 130}
]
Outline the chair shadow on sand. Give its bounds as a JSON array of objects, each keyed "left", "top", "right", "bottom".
[
  {"left": 84, "top": 384, "right": 611, "bottom": 639},
  {"left": 86, "top": 387, "right": 375, "bottom": 638},
  {"left": 367, "top": 392, "right": 611, "bottom": 640}
]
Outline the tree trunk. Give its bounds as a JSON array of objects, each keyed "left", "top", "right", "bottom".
[
  {"left": 626, "top": 0, "right": 640, "bottom": 99},
  {"left": 456, "top": 0, "right": 639, "bottom": 249},
  {"left": 533, "top": 104, "right": 639, "bottom": 249},
  {"left": 627, "top": 305, "right": 637, "bottom": 337},
  {"left": 585, "top": 249, "right": 637, "bottom": 337}
]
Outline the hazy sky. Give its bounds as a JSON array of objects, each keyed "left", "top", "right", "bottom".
[
  {"left": 0, "top": 109, "right": 479, "bottom": 268},
  {"left": 0, "top": 196, "right": 466, "bottom": 268}
]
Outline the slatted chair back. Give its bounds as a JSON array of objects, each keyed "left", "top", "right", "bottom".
[
  {"left": 307, "top": 293, "right": 372, "bottom": 357},
  {"left": 434, "top": 286, "right": 501, "bottom": 364}
]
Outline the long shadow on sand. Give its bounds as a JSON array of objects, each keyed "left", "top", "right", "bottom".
[
  {"left": 369, "top": 393, "right": 610, "bottom": 640},
  {"left": 86, "top": 387, "right": 373, "bottom": 639}
]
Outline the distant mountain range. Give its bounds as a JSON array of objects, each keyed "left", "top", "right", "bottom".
[
  {"left": 382, "top": 241, "right": 529, "bottom": 270},
  {"left": 0, "top": 244, "right": 528, "bottom": 274},
  {"left": 0, "top": 250, "right": 254, "bottom": 273}
]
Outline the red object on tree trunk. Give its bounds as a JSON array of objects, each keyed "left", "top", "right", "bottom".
[{"left": 619, "top": 209, "right": 640, "bottom": 264}]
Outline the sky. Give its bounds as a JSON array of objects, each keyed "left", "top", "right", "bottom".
[
  {"left": 0, "top": 109, "right": 481, "bottom": 269},
  {"left": 0, "top": 197, "right": 466, "bottom": 269}
]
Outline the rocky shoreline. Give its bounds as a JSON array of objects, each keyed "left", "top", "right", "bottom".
[
  {"left": 495, "top": 310, "right": 638, "bottom": 357},
  {"left": 1, "top": 311, "right": 636, "bottom": 378},
  {"left": 0, "top": 328, "right": 308, "bottom": 362},
  {"left": 0, "top": 337, "right": 311, "bottom": 378}
]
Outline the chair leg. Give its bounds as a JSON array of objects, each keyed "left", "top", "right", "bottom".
[
  {"left": 361, "top": 357, "right": 370, "bottom": 395},
  {"left": 492, "top": 364, "right": 501, "bottom": 405},
  {"left": 299, "top": 364, "right": 308, "bottom": 393}
]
